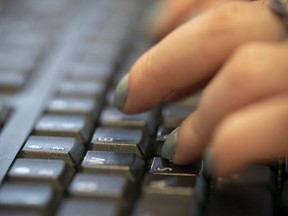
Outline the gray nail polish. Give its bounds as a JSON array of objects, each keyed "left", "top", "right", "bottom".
[
  {"left": 203, "top": 148, "right": 215, "bottom": 177},
  {"left": 161, "top": 127, "right": 179, "bottom": 160},
  {"left": 113, "top": 74, "right": 129, "bottom": 110}
]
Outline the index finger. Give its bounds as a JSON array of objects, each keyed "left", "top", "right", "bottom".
[{"left": 114, "top": 1, "right": 285, "bottom": 114}]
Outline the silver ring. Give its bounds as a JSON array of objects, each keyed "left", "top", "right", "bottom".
[{"left": 270, "top": 0, "right": 288, "bottom": 34}]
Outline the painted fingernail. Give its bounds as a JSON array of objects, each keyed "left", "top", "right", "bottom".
[
  {"left": 161, "top": 127, "right": 179, "bottom": 161},
  {"left": 113, "top": 74, "right": 129, "bottom": 110},
  {"left": 203, "top": 147, "right": 215, "bottom": 177}
]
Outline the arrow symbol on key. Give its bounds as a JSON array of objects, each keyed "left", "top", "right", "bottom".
[{"left": 88, "top": 157, "right": 106, "bottom": 164}]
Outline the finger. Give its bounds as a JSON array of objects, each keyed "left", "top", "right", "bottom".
[
  {"left": 207, "top": 93, "right": 288, "bottom": 177},
  {"left": 150, "top": 0, "right": 198, "bottom": 39},
  {"left": 114, "top": 1, "right": 285, "bottom": 114},
  {"left": 151, "top": 0, "right": 252, "bottom": 39},
  {"left": 161, "top": 42, "right": 288, "bottom": 164}
]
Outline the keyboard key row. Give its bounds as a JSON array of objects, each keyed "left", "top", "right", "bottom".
[
  {"left": 21, "top": 136, "right": 83, "bottom": 167},
  {"left": 8, "top": 158, "right": 74, "bottom": 190}
]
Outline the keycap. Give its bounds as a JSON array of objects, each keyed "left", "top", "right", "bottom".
[
  {"left": 205, "top": 185, "right": 274, "bottom": 216},
  {"left": 65, "top": 62, "right": 113, "bottom": 83},
  {"left": 81, "top": 151, "right": 145, "bottom": 182},
  {"left": 58, "top": 80, "right": 106, "bottom": 99},
  {"left": 69, "top": 173, "right": 133, "bottom": 201},
  {"left": 214, "top": 165, "right": 276, "bottom": 192},
  {"left": 204, "top": 166, "right": 275, "bottom": 216},
  {"left": 91, "top": 127, "right": 150, "bottom": 158},
  {"left": 47, "top": 97, "right": 100, "bottom": 119},
  {"left": 149, "top": 157, "right": 201, "bottom": 176},
  {"left": 3, "top": 32, "right": 46, "bottom": 48},
  {"left": 56, "top": 199, "right": 120, "bottom": 216},
  {"left": 131, "top": 198, "right": 200, "bottom": 216},
  {"left": 161, "top": 105, "right": 195, "bottom": 128},
  {"left": 79, "top": 42, "right": 121, "bottom": 65},
  {"left": 143, "top": 157, "right": 201, "bottom": 198},
  {"left": 282, "top": 180, "right": 288, "bottom": 215},
  {"left": 7, "top": 158, "right": 74, "bottom": 190},
  {"left": 0, "top": 48, "right": 38, "bottom": 71},
  {"left": 0, "top": 182, "right": 59, "bottom": 214},
  {"left": 100, "top": 107, "right": 156, "bottom": 133},
  {"left": 21, "top": 136, "right": 84, "bottom": 167},
  {"left": 0, "top": 105, "right": 11, "bottom": 129},
  {"left": 33, "top": 114, "right": 93, "bottom": 144},
  {"left": 0, "top": 72, "right": 26, "bottom": 93},
  {"left": 0, "top": 209, "right": 39, "bottom": 216}
]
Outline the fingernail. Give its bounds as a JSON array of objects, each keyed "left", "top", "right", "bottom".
[
  {"left": 113, "top": 74, "right": 129, "bottom": 110},
  {"left": 203, "top": 147, "right": 215, "bottom": 177},
  {"left": 161, "top": 127, "right": 179, "bottom": 160}
]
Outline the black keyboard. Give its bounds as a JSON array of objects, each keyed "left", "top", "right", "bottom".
[{"left": 0, "top": 0, "right": 288, "bottom": 216}]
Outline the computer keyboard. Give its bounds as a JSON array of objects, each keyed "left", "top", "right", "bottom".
[{"left": 0, "top": 0, "right": 288, "bottom": 215}]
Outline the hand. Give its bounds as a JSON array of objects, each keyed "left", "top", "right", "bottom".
[
  {"left": 114, "top": 1, "right": 287, "bottom": 176},
  {"left": 149, "top": 0, "right": 256, "bottom": 39}
]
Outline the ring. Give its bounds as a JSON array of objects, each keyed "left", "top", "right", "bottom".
[{"left": 270, "top": 0, "right": 288, "bottom": 34}]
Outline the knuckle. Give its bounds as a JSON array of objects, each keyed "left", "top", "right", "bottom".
[
  {"left": 208, "top": 2, "right": 249, "bottom": 25},
  {"left": 223, "top": 43, "right": 267, "bottom": 91}
]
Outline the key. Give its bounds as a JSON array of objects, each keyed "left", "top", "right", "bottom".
[
  {"left": 3, "top": 32, "right": 46, "bottom": 48},
  {"left": 79, "top": 42, "right": 121, "bottom": 65},
  {"left": 65, "top": 62, "right": 113, "bottom": 83},
  {"left": 149, "top": 157, "right": 201, "bottom": 176},
  {"left": 282, "top": 181, "right": 288, "bottom": 215},
  {"left": 58, "top": 80, "right": 106, "bottom": 99},
  {"left": 69, "top": 173, "right": 133, "bottom": 201},
  {"left": 0, "top": 182, "right": 59, "bottom": 214},
  {"left": 0, "top": 48, "right": 38, "bottom": 71},
  {"left": 0, "top": 209, "right": 39, "bottom": 216},
  {"left": 131, "top": 198, "right": 200, "bottom": 216},
  {"left": 21, "top": 136, "right": 84, "bottom": 167},
  {"left": 204, "top": 165, "right": 275, "bottom": 216},
  {"left": 100, "top": 107, "right": 156, "bottom": 133},
  {"left": 161, "top": 105, "right": 195, "bottom": 128},
  {"left": 8, "top": 158, "right": 74, "bottom": 190},
  {"left": 143, "top": 157, "right": 201, "bottom": 198},
  {"left": 33, "top": 114, "right": 93, "bottom": 144},
  {"left": 0, "top": 72, "right": 26, "bottom": 93},
  {"left": 56, "top": 199, "right": 120, "bottom": 216},
  {"left": 205, "top": 185, "right": 274, "bottom": 216},
  {"left": 81, "top": 151, "right": 145, "bottom": 182},
  {"left": 90, "top": 127, "right": 150, "bottom": 158},
  {"left": 47, "top": 97, "right": 100, "bottom": 119},
  {"left": 214, "top": 165, "right": 276, "bottom": 192}
]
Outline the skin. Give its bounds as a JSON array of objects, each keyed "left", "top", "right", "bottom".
[
  {"left": 152, "top": 0, "right": 258, "bottom": 39},
  {"left": 117, "top": 0, "right": 288, "bottom": 176}
]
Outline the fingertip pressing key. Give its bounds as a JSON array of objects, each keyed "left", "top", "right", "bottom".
[
  {"left": 113, "top": 74, "right": 129, "bottom": 110},
  {"left": 161, "top": 127, "right": 179, "bottom": 160}
]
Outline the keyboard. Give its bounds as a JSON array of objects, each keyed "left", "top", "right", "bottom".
[{"left": 0, "top": 0, "right": 287, "bottom": 215}]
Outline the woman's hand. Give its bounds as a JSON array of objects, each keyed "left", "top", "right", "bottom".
[
  {"left": 114, "top": 1, "right": 288, "bottom": 176},
  {"left": 150, "top": 0, "right": 256, "bottom": 39}
]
